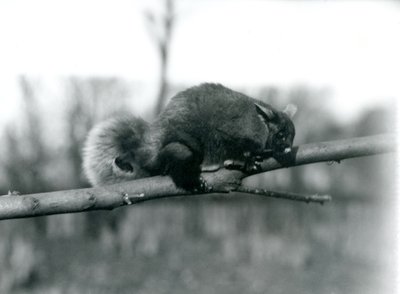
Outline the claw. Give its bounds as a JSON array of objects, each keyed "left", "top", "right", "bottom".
[
  {"left": 224, "top": 159, "right": 234, "bottom": 168},
  {"left": 193, "top": 176, "right": 213, "bottom": 193},
  {"left": 224, "top": 159, "right": 245, "bottom": 170},
  {"left": 251, "top": 165, "right": 259, "bottom": 172},
  {"left": 243, "top": 151, "right": 251, "bottom": 158},
  {"left": 284, "top": 147, "right": 292, "bottom": 154},
  {"left": 225, "top": 151, "right": 264, "bottom": 173}
]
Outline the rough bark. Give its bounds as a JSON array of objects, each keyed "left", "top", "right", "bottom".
[{"left": 0, "top": 134, "right": 395, "bottom": 220}]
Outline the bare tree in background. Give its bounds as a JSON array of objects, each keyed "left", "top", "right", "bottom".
[
  {"left": 3, "top": 77, "right": 49, "bottom": 194},
  {"left": 145, "top": 0, "right": 175, "bottom": 115}
]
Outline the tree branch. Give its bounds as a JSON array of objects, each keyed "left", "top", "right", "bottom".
[
  {"left": 258, "top": 133, "right": 396, "bottom": 172},
  {"left": 235, "top": 186, "right": 332, "bottom": 204},
  {"left": 0, "top": 134, "right": 395, "bottom": 220}
]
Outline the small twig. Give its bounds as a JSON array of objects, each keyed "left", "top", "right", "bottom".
[{"left": 236, "top": 186, "right": 331, "bottom": 204}]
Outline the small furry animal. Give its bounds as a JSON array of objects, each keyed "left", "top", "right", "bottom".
[{"left": 83, "top": 83, "right": 296, "bottom": 189}]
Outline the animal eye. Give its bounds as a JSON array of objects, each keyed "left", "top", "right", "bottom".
[{"left": 276, "top": 132, "right": 284, "bottom": 139}]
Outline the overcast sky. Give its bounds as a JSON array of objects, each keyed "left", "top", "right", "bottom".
[{"left": 0, "top": 0, "right": 399, "bottom": 125}]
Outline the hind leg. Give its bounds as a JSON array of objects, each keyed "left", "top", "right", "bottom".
[{"left": 158, "top": 142, "right": 210, "bottom": 191}]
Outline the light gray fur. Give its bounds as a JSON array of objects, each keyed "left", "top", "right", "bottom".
[{"left": 82, "top": 116, "right": 150, "bottom": 186}]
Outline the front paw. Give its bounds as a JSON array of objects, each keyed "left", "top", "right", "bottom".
[
  {"left": 193, "top": 176, "right": 213, "bottom": 193},
  {"left": 273, "top": 147, "right": 295, "bottom": 167},
  {"left": 224, "top": 152, "right": 263, "bottom": 173}
]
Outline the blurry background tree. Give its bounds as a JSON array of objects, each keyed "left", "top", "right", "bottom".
[
  {"left": 0, "top": 0, "right": 398, "bottom": 293},
  {"left": 145, "top": 0, "right": 175, "bottom": 115}
]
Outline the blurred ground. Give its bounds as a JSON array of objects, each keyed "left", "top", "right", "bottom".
[{"left": 2, "top": 191, "right": 396, "bottom": 294}]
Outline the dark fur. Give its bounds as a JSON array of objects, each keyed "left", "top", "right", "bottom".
[
  {"left": 83, "top": 83, "right": 296, "bottom": 189},
  {"left": 142, "top": 83, "right": 296, "bottom": 189}
]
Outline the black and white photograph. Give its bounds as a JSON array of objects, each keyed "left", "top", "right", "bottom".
[{"left": 0, "top": 0, "right": 398, "bottom": 293}]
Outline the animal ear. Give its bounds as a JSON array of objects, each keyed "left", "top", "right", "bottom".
[
  {"left": 282, "top": 104, "right": 297, "bottom": 118},
  {"left": 114, "top": 156, "right": 134, "bottom": 173},
  {"left": 255, "top": 103, "right": 276, "bottom": 122}
]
